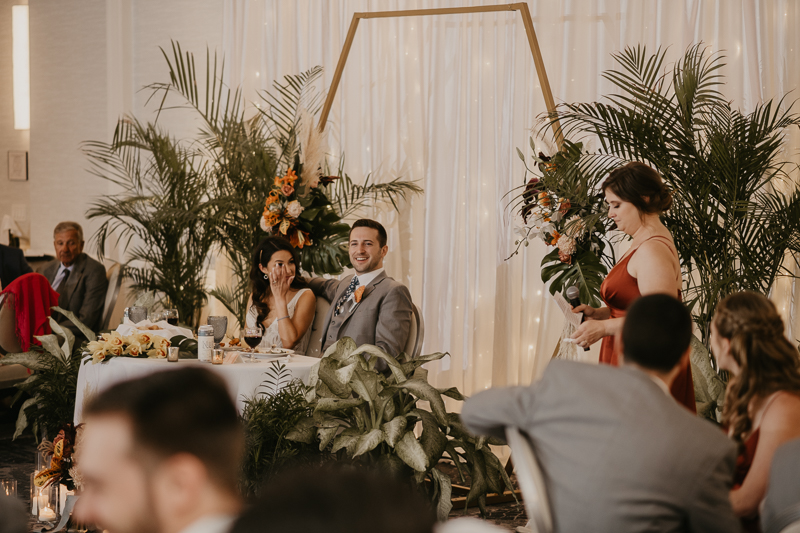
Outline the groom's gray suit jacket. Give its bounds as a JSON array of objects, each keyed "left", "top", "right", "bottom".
[
  {"left": 462, "top": 360, "right": 740, "bottom": 533},
  {"left": 309, "top": 271, "right": 413, "bottom": 361}
]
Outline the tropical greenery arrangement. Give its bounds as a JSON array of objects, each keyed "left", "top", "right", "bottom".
[
  {"left": 520, "top": 44, "right": 800, "bottom": 346},
  {"left": 281, "top": 338, "right": 513, "bottom": 519},
  {"left": 510, "top": 140, "right": 615, "bottom": 306},
  {"left": 86, "top": 43, "right": 421, "bottom": 329},
  {"left": 0, "top": 307, "right": 92, "bottom": 440}
]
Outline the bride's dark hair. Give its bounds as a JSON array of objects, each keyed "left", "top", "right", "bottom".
[{"left": 249, "top": 236, "right": 307, "bottom": 329}]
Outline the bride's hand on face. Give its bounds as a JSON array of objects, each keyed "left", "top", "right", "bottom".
[{"left": 269, "top": 265, "right": 294, "bottom": 302}]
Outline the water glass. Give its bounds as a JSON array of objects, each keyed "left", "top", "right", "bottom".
[
  {"left": 129, "top": 306, "right": 148, "bottom": 324},
  {"left": 207, "top": 316, "right": 228, "bottom": 347}
]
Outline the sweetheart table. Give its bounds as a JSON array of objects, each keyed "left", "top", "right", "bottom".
[{"left": 73, "top": 353, "right": 318, "bottom": 424}]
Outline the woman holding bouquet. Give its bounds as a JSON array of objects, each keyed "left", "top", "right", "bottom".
[
  {"left": 245, "top": 236, "right": 316, "bottom": 353},
  {"left": 570, "top": 162, "right": 695, "bottom": 411}
]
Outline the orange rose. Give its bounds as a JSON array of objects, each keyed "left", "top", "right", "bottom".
[
  {"left": 559, "top": 200, "right": 571, "bottom": 216},
  {"left": 281, "top": 183, "right": 295, "bottom": 196},
  {"left": 558, "top": 250, "right": 573, "bottom": 264}
]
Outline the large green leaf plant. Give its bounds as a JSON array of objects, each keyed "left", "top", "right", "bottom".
[
  {"left": 536, "top": 44, "right": 800, "bottom": 346},
  {"left": 0, "top": 307, "right": 93, "bottom": 440},
  {"left": 143, "top": 43, "right": 421, "bottom": 329},
  {"left": 285, "top": 338, "right": 513, "bottom": 520}
]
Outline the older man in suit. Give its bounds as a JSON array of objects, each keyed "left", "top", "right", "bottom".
[
  {"left": 0, "top": 243, "right": 32, "bottom": 290},
  {"left": 309, "top": 219, "right": 413, "bottom": 367},
  {"left": 39, "top": 222, "right": 107, "bottom": 334},
  {"left": 462, "top": 294, "right": 740, "bottom": 533}
]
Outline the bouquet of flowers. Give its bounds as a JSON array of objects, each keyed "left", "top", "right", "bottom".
[
  {"left": 85, "top": 331, "right": 171, "bottom": 364},
  {"left": 510, "top": 140, "right": 614, "bottom": 306},
  {"left": 35, "top": 423, "right": 83, "bottom": 491}
]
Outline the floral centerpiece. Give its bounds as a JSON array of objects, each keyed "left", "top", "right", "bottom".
[
  {"left": 510, "top": 140, "right": 614, "bottom": 306},
  {"left": 35, "top": 423, "right": 84, "bottom": 492},
  {"left": 85, "top": 331, "right": 171, "bottom": 364}
]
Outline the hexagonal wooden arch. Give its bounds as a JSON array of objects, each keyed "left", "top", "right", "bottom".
[{"left": 317, "top": 2, "right": 564, "bottom": 147}]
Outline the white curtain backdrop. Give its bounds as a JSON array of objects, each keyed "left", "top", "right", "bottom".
[{"left": 221, "top": 0, "right": 800, "bottom": 400}]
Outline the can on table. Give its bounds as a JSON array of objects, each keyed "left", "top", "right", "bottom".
[{"left": 198, "top": 325, "right": 214, "bottom": 363}]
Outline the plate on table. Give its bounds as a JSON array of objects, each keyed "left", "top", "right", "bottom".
[{"left": 241, "top": 347, "right": 295, "bottom": 360}]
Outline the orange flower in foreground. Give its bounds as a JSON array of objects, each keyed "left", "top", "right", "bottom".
[{"left": 549, "top": 230, "right": 561, "bottom": 246}]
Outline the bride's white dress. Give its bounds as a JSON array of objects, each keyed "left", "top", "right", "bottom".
[{"left": 245, "top": 288, "right": 313, "bottom": 354}]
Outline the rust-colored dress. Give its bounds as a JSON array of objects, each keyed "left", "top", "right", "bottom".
[
  {"left": 734, "top": 429, "right": 762, "bottom": 533},
  {"left": 598, "top": 235, "right": 696, "bottom": 412}
]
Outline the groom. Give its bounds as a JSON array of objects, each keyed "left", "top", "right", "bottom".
[{"left": 310, "top": 219, "right": 413, "bottom": 367}]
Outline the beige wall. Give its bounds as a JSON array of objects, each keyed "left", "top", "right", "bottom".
[
  {"left": 3, "top": 0, "right": 222, "bottom": 257},
  {"left": 0, "top": 0, "right": 30, "bottom": 243}
]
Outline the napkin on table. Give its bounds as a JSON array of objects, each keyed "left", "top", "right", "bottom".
[{"left": 115, "top": 319, "right": 195, "bottom": 341}]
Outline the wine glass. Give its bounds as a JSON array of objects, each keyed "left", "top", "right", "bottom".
[
  {"left": 164, "top": 309, "right": 179, "bottom": 326},
  {"left": 207, "top": 316, "right": 228, "bottom": 348},
  {"left": 243, "top": 327, "right": 263, "bottom": 362}
]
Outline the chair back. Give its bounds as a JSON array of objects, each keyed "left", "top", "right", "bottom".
[
  {"left": 403, "top": 303, "right": 424, "bottom": 359},
  {"left": 101, "top": 263, "right": 123, "bottom": 330},
  {"left": 780, "top": 522, "right": 800, "bottom": 533},
  {"left": 305, "top": 296, "right": 331, "bottom": 358},
  {"left": 505, "top": 426, "right": 553, "bottom": 533}
]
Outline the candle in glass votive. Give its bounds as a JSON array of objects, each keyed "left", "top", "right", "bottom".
[
  {"left": 39, "top": 505, "right": 57, "bottom": 522},
  {"left": 212, "top": 349, "right": 224, "bottom": 365},
  {"left": 167, "top": 347, "right": 179, "bottom": 362}
]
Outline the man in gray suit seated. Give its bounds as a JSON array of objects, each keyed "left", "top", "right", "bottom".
[
  {"left": 462, "top": 294, "right": 740, "bottom": 533},
  {"left": 309, "top": 219, "right": 413, "bottom": 367},
  {"left": 39, "top": 221, "right": 108, "bottom": 335}
]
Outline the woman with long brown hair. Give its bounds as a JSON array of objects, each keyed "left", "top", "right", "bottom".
[
  {"left": 571, "top": 162, "right": 695, "bottom": 411},
  {"left": 711, "top": 291, "right": 800, "bottom": 529},
  {"left": 244, "top": 236, "right": 316, "bottom": 353}
]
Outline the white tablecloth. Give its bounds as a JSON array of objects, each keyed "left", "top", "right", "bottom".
[{"left": 74, "top": 354, "right": 318, "bottom": 424}]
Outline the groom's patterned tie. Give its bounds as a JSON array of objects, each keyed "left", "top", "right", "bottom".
[{"left": 333, "top": 276, "right": 360, "bottom": 316}]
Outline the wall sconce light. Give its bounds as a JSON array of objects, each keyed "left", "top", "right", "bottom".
[{"left": 12, "top": 5, "right": 30, "bottom": 130}]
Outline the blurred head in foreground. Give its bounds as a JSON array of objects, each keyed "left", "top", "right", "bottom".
[
  {"left": 230, "top": 464, "right": 436, "bottom": 533},
  {"left": 619, "top": 294, "right": 692, "bottom": 385},
  {"left": 74, "top": 367, "right": 244, "bottom": 533}
]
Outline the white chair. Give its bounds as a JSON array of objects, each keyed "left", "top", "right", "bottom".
[
  {"left": 781, "top": 522, "right": 800, "bottom": 533},
  {"left": 505, "top": 427, "right": 553, "bottom": 533},
  {"left": 305, "top": 297, "right": 330, "bottom": 358},
  {"left": 101, "top": 262, "right": 123, "bottom": 331},
  {"left": 403, "top": 303, "right": 424, "bottom": 359}
]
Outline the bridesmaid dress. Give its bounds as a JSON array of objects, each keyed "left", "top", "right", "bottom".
[{"left": 598, "top": 235, "right": 696, "bottom": 412}]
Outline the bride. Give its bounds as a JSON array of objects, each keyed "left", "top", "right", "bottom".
[{"left": 244, "top": 236, "right": 316, "bottom": 353}]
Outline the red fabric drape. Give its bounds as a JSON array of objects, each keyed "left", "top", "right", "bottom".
[{"left": 1, "top": 272, "right": 60, "bottom": 351}]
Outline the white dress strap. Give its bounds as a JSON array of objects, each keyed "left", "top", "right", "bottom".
[{"left": 249, "top": 289, "right": 313, "bottom": 354}]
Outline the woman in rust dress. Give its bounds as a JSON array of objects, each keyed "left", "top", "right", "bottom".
[
  {"left": 711, "top": 291, "right": 800, "bottom": 532},
  {"left": 570, "top": 162, "right": 695, "bottom": 412}
]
